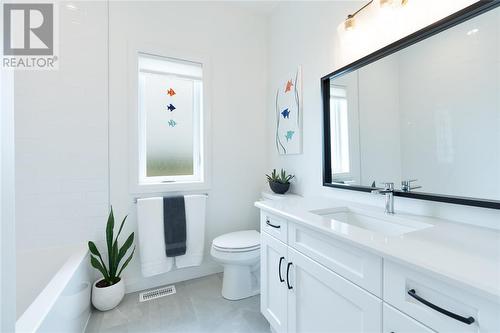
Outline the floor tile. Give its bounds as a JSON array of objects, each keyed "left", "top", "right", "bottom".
[{"left": 85, "top": 274, "right": 270, "bottom": 333}]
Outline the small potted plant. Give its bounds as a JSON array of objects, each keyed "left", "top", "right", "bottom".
[
  {"left": 266, "top": 168, "right": 295, "bottom": 194},
  {"left": 88, "top": 207, "right": 135, "bottom": 311}
]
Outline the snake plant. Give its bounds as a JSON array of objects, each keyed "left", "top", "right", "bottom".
[
  {"left": 266, "top": 168, "right": 295, "bottom": 184},
  {"left": 88, "top": 207, "right": 135, "bottom": 287}
]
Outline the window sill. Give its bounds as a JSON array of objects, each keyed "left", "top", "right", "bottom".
[{"left": 130, "top": 180, "right": 210, "bottom": 194}]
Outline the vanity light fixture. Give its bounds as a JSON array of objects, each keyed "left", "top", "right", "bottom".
[
  {"left": 341, "top": 0, "right": 373, "bottom": 31},
  {"left": 341, "top": 0, "right": 409, "bottom": 31}
]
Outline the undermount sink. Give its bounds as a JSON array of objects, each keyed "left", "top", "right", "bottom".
[{"left": 310, "top": 207, "right": 433, "bottom": 236}]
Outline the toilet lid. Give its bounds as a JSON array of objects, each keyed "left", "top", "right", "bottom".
[{"left": 212, "top": 230, "right": 260, "bottom": 251}]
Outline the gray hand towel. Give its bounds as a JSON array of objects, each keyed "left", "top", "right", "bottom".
[{"left": 163, "top": 196, "right": 187, "bottom": 257}]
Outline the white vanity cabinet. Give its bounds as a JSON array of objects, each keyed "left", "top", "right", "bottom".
[
  {"left": 261, "top": 213, "right": 382, "bottom": 333},
  {"left": 259, "top": 210, "right": 500, "bottom": 333}
]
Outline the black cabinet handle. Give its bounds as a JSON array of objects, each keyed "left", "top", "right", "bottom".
[
  {"left": 286, "top": 262, "right": 293, "bottom": 290},
  {"left": 266, "top": 219, "right": 281, "bottom": 229},
  {"left": 407, "top": 289, "right": 475, "bottom": 325},
  {"left": 278, "top": 257, "right": 285, "bottom": 282}
]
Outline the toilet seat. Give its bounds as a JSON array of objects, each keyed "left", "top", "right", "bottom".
[
  {"left": 212, "top": 244, "right": 260, "bottom": 253},
  {"left": 212, "top": 230, "right": 260, "bottom": 253}
]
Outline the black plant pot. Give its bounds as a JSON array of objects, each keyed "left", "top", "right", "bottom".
[{"left": 269, "top": 181, "right": 290, "bottom": 195}]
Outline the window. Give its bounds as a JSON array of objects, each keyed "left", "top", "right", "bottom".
[
  {"left": 330, "top": 85, "right": 351, "bottom": 176},
  {"left": 138, "top": 53, "right": 204, "bottom": 185}
]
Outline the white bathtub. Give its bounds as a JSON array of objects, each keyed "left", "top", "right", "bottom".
[{"left": 16, "top": 244, "right": 93, "bottom": 333}]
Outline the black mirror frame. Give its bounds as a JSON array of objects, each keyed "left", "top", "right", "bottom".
[{"left": 321, "top": 0, "right": 500, "bottom": 210}]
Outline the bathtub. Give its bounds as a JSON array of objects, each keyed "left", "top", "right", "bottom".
[{"left": 16, "top": 244, "right": 93, "bottom": 333}]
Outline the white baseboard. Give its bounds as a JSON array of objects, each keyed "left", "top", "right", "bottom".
[{"left": 124, "top": 261, "right": 223, "bottom": 294}]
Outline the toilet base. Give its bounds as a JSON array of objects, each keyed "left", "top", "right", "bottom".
[{"left": 221, "top": 263, "right": 260, "bottom": 300}]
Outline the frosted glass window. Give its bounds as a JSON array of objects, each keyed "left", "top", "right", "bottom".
[
  {"left": 138, "top": 53, "right": 203, "bottom": 184},
  {"left": 330, "top": 85, "right": 350, "bottom": 176}
]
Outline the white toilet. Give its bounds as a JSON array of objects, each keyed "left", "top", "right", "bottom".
[
  {"left": 211, "top": 230, "right": 261, "bottom": 300},
  {"left": 211, "top": 191, "right": 299, "bottom": 300}
]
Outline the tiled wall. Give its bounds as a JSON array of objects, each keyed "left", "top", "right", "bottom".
[{"left": 15, "top": 1, "right": 109, "bottom": 251}]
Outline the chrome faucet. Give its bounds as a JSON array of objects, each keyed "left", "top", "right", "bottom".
[
  {"left": 401, "top": 179, "right": 422, "bottom": 192},
  {"left": 371, "top": 182, "right": 395, "bottom": 214}
]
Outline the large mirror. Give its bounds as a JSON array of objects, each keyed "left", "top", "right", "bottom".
[{"left": 322, "top": 2, "right": 500, "bottom": 209}]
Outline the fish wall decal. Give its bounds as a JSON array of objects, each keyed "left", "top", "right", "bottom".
[
  {"left": 281, "top": 108, "right": 290, "bottom": 119},
  {"left": 275, "top": 66, "right": 302, "bottom": 155},
  {"left": 167, "top": 88, "right": 176, "bottom": 96},
  {"left": 167, "top": 104, "right": 176, "bottom": 112},
  {"left": 285, "top": 130, "right": 295, "bottom": 142},
  {"left": 168, "top": 119, "right": 177, "bottom": 127}
]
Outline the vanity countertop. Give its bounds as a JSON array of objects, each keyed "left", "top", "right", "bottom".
[{"left": 255, "top": 196, "right": 500, "bottom": 301}]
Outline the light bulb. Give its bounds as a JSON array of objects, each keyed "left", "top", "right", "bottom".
[
  {"left": 380, "top": 0, "right": 394, "bottom": 7},
  {"left": 344, "top": 16, "right": 356, "bottom": 31}
]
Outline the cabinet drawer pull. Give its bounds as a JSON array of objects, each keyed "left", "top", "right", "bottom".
[
  {"left": 286, "top": 262, "right": 293, "bottom": 290},
  {"left": 266, "top": 219, "right": 281, "bottom": 229},
  {"left": 278, "top": 257, "right": 285, "bottom": 283},
  {"left": 407, "top": 289, "right": 475, "bottom": 325}
]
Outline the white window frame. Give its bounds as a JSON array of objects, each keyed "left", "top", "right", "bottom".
[
  {"left": 330, "top": 85, "right": 352, "bottom": 181},
  {"left": 129, "top": 43, "right": 211, "bottom": 194}
]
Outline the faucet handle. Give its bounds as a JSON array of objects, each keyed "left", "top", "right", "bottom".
[
  {"left": 371, "top": 182, "right": 395, "bottom": 195},
  {"left": 401, "top": 179, "right": 421, "bottom": 192},
  {"left": 381, "top": 182, "right": 394, "bottom": 190}
]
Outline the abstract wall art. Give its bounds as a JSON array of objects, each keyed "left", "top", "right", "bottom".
[{"left": 275, "top": 66, "right": 302, "bottom": 155}]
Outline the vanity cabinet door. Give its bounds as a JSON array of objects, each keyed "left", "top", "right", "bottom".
[
  {"left": 287, "top": 247, "right": 382, "bottom": 333},
  {"left": 261, "top": 232, "right": 288, "bottom": 333}
]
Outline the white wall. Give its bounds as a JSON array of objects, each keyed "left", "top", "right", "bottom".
[
  {"left": 108, "top": 1, "right": 268, "bottom": 292},
  {"left": 331, "top": 56, "right": 402, "bottom": 187},
  {"left": 1, "top": 66, "right": 16, "bottom": 332},
  {"left": 14, "top": 1, "right": 109, "bottom": 252},
  {"left": 358, "top": 56, "right": 402, "bottom": 186},
  {"left": 267, "top": 1, "right": 500, "bottom": 230},
  {"left": 398, "top": 7, "right": 500, "bottom": 200},
  {"left": 268, "top": 1, "right": 359, "bottom": 196}
]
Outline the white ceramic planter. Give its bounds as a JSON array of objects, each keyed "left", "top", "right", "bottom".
[{"left": 91, "top": 279, "right": 125, "bottom": 311}]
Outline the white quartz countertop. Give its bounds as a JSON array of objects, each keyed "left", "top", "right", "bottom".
[{"left": 255, "top": 196, "right": 500, "bottom": 301}]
